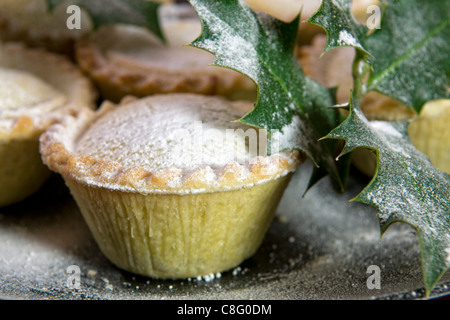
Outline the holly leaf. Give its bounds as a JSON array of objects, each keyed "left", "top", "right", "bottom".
[
  {"left": 365, "top": 0, "right": 450, "bottom": 113},
  {"left": 188, "top": 0, "right": 347, "bottom": 191},
  {"left": 308, "top": 0, "right": 450, "bottom": 113},
  {"left": 308, "top": 0, "right": 450, "bottom": 295},
  {"left": 307, "top": 0, "right": 370, "bottom": 57},
  {"left": 46, "top": 0, "right": 165, "bottom": 42},
  {"left": 326, "top": 97, "right": 450, "bottom": 296}
]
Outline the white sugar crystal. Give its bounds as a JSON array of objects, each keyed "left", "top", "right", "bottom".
[
  {"left": 75, "top": 95, "right": 264, "bottom": 173},
  {"left": 369, "top": 121, "right": 403, "bottom": 139},
  {"left": 337, "top": 30, "right": 358, "bottom": 47}
]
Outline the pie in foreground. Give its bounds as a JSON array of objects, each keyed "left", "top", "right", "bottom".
[{"left": 40, "top": 93, "right": 302, "bottom": 278}]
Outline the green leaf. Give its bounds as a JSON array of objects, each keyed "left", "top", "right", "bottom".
[
  {"left": 305, "top": 0, "right": 450, "bottom": 295},
  {"left": 308, "top": 0, "right": 450, "bottom": 114},
  {"left": 188, "top": 0, "right": 346, "bottom": 191},
  {"left": 327, "top": 97, "right": 450, "bottom": 296},
  {"left": 46, "top": 0, "right": 165, "bottom": 42},
  {"left": 307, "top": 0, "right": 370, "bottom": 57},
  {"left": 365, "top": 0, "right": 450, "bottom": 113}
]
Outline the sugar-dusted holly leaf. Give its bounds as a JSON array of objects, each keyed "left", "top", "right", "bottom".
[
  {"left": 310, "top": 0, "right": 450, "bottom": 113},
  {"left": 188, "top": 0, "right": 346, "bottom": 191},
  {"left": 307, "top": 0, "right": 369, "bottom": 56},
  {"left": 365, "top": 0, "right": 450, "bottom": 113},
  {"left": 326, "top": 97, "right": 450, "bottom": 296},
  {"left": 46, "top": 0, "right": 165, "bottom": 41}
]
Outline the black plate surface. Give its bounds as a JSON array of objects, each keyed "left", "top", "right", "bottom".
[{"left": 1, "top": 161, "right": 449, "bottom": 300}]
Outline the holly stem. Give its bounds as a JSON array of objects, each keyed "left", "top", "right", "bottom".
[{"left": 351, "top": 52, "right": 371, "bottom": 106}]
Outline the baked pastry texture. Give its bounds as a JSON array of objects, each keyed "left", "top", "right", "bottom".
[
  {"left": 75, "top": 6, "right": 256, "bottom": 103},
  {"left": 0, "top": 42, "right": 96, "bottom": 207},
  {"left": 40, "top": 93, "right": 302, "bottom": 278}
]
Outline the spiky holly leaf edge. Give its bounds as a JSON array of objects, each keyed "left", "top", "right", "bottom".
[{"left": 325, "top": 96, "right": 450, "bottom": 296}]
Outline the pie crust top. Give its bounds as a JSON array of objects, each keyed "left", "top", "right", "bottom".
[
  {"left": 40, "top": 94, "right": 301, "bottom": 194},
  {"left": 0, "top": 42, "right": 97, "bottom": 139},
  {"left": 75, "top": 8, "right": 255, "bottom": 100}
]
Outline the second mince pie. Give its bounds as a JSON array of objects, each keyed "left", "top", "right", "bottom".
[
  {"left": 0, "top": 42, "right": 96, "bottom": 206},
  {"left": 75, "top": 5, "right": 256, "bottom": 103}
]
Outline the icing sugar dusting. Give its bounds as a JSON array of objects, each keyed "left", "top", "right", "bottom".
[
  {"left": 337, "top": 30, "right": 358, "bottom": 47},
  {"left": 269, "top": 115, "right": 303, "bottom": 154},
  {"left": 194, "top": 2, "right": 260, "bottom": 81},
  {"left": 75, "top": 95, "right": 265, "bottom": 172},
  {"left": 102, "top": 21, "right": 216, "bottom": 71},
  {"left": 369, "top": 121, "right": 403, "bottom": 139},
  {"left": 0, "top": 67, "right": 65, "bottom": 113},
  {"left": 369, "top": 121, "right": 412, "bottom": 158}
]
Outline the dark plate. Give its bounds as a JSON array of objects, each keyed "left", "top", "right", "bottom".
[{"left": 1, "top": 161, "right": 449, "bottom": 300}]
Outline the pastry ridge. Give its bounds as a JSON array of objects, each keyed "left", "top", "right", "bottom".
[
  {"left": 40, "top": 96, "right": 302, "bottom": 195},
  {"left": 75, "top": 24, "right": 256, "bottom": 102}
]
